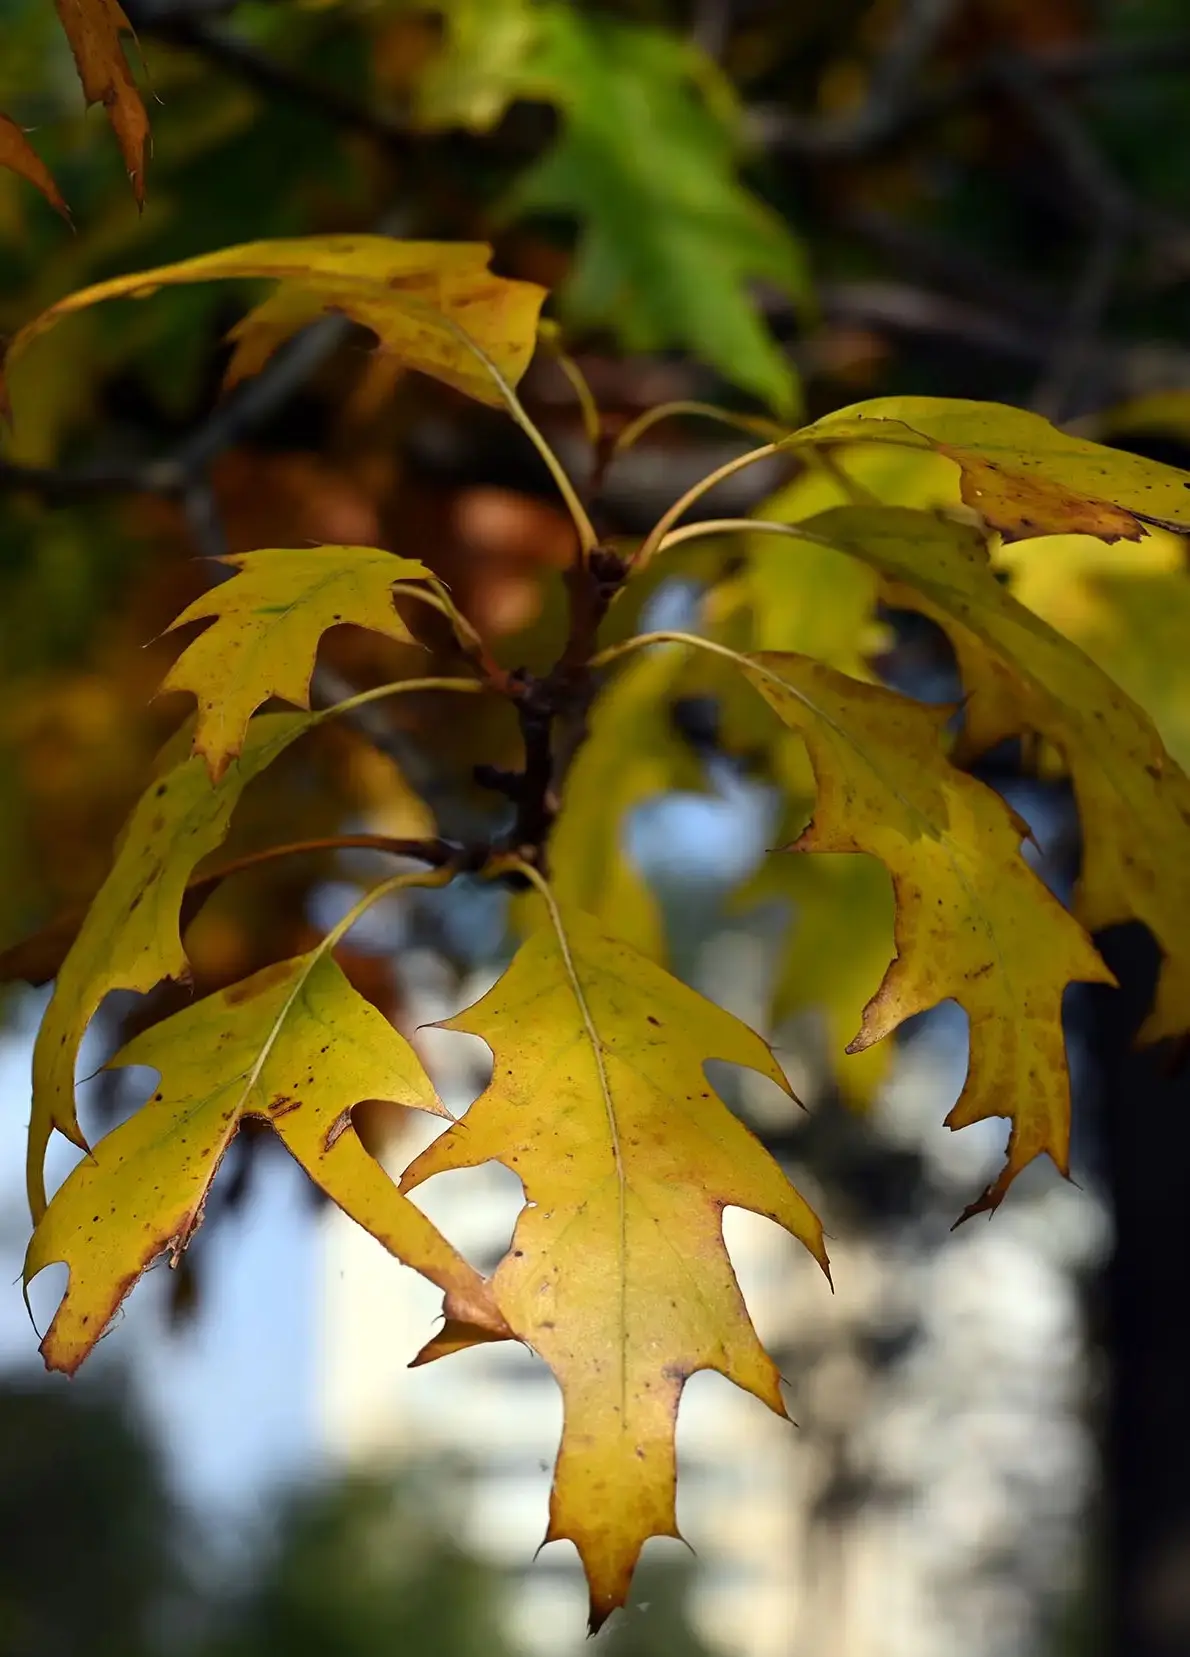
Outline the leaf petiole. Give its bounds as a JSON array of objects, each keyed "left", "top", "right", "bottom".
[
  {"left": 431, "top": 310, "right": 599, "bottom": 557},
  {"left": 627, "top": 440, "right": 788, "bottom": 578},
  {"left": 613, "top": 400, "right": 788, "bottom": 455},
  {"left": 320, "top": 674, "right": 490, "bottom": 721}
]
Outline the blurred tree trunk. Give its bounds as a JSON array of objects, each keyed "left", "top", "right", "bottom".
[{"left": 1088, "top": 925, "right": 1190, "bottom": 1657}]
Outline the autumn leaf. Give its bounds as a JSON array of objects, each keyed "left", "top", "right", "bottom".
[
  {"left": 0, "top": 237, "right": 548, "bottom": 415},
  {"left": 161, "top": 547, "right": 437, "bottom": 779},
  {"left": 401, "top": 903, "right": 827, "bottom": 1627},
  {"left": 409, "top": 0, "right": 805, "bottom": 410},
  {"left": 741, "top": 650, "right": 1113, "bottom": 1217},
  {"left": 998, "top": 530, "right": 1190, "bottom": 769},
  {"left": 802, "top": 396, "right": 1190, "bottom": 539},
  {"left": 782, "top": 505, "right": 1190, "bottom": 1048},
  {"left": 54, "top": 0, "right": 149, "bottom": 202},
  {"left": 28, "top": 713, "right": 313, "bottom": 1220},
  {"left": 512, "top": 8, "right": 808, "bottom": 414},
  {"left": 25, "top": 950, "right": 506, "bottom": 1374},
  {"left": 0, "top": 114, "right": 69, "bottom": 219}
]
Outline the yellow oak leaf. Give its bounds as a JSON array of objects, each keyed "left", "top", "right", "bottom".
[
  {"left": 793, "top": 506, "right": 1190, "bottom": 1046},
  {"left": 0, "top": 114, "right": 69, "bottom": 219},
  {"left": 400, "top": 904, "right": 827, "bottom": 1628},
  {"left": 26, "top": 951, "right": 506, "bottom": 1374},
  {"left": 801, "top": 396, "right": 1190, "bottom": 538},
  {"left": 54, "top": 0, "right": 149, "bottom": 202},
  {"left": 997, "top": 531, "right": 1190, "bottom": 769},
  {"left": 743, "top": 650, "right": 1113, "bottom": 1216},
  {"left": 161, "top": 547, "right": 434, "bottom": 779},
  {"left": 0, "top": 237, "right": 547, "bottom": 414},
  {"left": 28, "top": 713, "right": 312, "bottom": 1221}
]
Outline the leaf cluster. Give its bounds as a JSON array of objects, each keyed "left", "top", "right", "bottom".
[{"left": 7, "top": 236, "right": 1190, "bottom": 1629}]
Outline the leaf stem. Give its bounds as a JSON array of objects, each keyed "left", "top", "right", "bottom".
[
  {"left": 433, "top": 312, "right": 599, "bottom": 558},
  {"left": 628, "top": 441, "right": 788, "bottom": 577},
  {"left": 655, "top": 515, "right": 810, "bottom": 554},
  {"left": 202, "top": 833, "right": 461, "bottom": 888},
  {"left": 613, "top": 401, "right": 788, "bottom": 455},
  {"left": 318, "top": 863, "right": 457, "bottom": 955},
  {"left": 539, "top": 331, "right": 602, "bottom": 449},
  {"left": 588, "top": 629, "right": 751, "bottom": 675},
  {"left": 321, "top": 675, "right": 489, "bottom": 720}
]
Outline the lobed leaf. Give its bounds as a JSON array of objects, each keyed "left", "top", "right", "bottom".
[
  {"left": 997, "top": 531, "right": 1190, "bottom": 769},
  {"left": 161, "top": 547, "right": 434, "bottom": 779},
  {"left": 409, "top": 1, "right": 805, "bottom": 411},
  {"left": 521, "top": 10, "right": 808, "bottom": 413},
  {"left": 402, "top": 905, "right": 827, "bottom": 1627},
  {"left": 26, "top": 951, "right": 506, "bottom": 1373},
  {"left": 28, "top": 713, "right": 312, "bottom": 1220},
  {"left": 1, "top": 237, "right": 548, "bottom": 415},
  {"left": 743, "top": 651, "right": 1113, "bottom": 1216},
  {"left": 791, "top": 506, "right": 1190, "bottom": 1046},
  {"left": 802, "top": 396, "right": 1190, "bottom": 539}
]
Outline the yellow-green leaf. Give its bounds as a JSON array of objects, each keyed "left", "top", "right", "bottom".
[
  {"left": 401, "top": 905, "right": 827, "bottom": 1627},
  {"left": 743, "top": 650, "right": 1113, "bottom": 1216},
  {"left": 793, "top": 506, "right": 1190, "bottom": 1045},
  {"left": 997, "top": 530, "right": 1190, "bottom": 769},
  {"left": 162, "top": 547, "right": 433, "bottom": 779},
  {"left": 802, "top": 396, "right": 1190, "bottom": 538},
  {"left": 1, "top": 237, "right": 548, "bottom": 414},
  {"left": 26, "top": 951, "right": 506, "bottom": 1373},
  {"left": 28, "top": 713, "right": 312, "bottom": 1220}
]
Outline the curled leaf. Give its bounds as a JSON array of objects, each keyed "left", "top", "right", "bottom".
[
  {"left": 1, "top": 237, "right": 547, "bottom": 416},
  {"left": 793, "top": 506, "right": 1190, "bottom": 1046},
  {"left": 743, "top": 650, "right": 1113, "bottom": 1216}
]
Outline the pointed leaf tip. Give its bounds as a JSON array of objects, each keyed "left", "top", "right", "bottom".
[
  {"left": 160, "top": 546, "right": 435, "bottom": 776},
  {"left": 743, "top": 647, "right": 1112, "bottom": 1219},
  {"left": 401, "top": 903, "right": 826, "bottom": 1622},
  {"left": 2, "top": 237, "right": 547, "bottom": 418},
  {"left": 27, "top": 713, "right": 313, "bottom": 1220},
  {"left": 26, "top": 951, "right": 503, "bottom": 1373}
]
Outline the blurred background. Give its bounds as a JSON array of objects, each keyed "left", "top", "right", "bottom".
[{"left": 2, "top": 1, "right": 1190, "bottom": 1653}]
